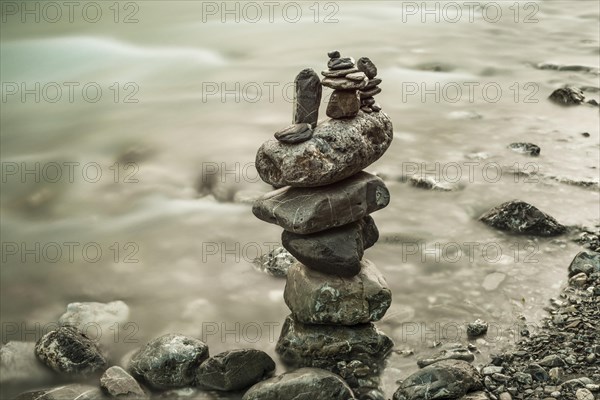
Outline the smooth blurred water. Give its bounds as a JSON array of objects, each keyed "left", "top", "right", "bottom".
[{"left": 1, "top": 1, "right": 599, "bottom": 398}]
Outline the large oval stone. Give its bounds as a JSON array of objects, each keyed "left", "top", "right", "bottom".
[
  {"left": 256, "top": 111, "right": 393, "bottom": 187},
  {"left": 284, "top": 260, "right": 391, "bottom": 325},
  {"left": 252, "top": 171, "right": 389, "bottom": 235}
]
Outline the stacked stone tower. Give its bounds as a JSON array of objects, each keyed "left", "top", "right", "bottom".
[{"left": 253, "top": 51, "right": 394, "bottom": 399}]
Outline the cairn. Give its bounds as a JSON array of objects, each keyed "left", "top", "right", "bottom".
[{"left": 253, "top": 51, "right": 394, "bottom": 399}]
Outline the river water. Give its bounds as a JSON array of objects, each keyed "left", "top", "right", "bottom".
[{"left": 1, "top": 1, "right": 599, "bottom": 398}]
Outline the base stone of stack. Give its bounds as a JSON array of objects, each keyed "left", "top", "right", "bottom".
[
  {"left": 282, "top": 217, "right": 378, "bottom": 277},
  {"left": 255, "top": 111, "right": 393, "bottom": 187},
  {"left": 252, "top": 171, "right": 389, "bottom": 235},
  {"left": 284, "top": 259, "right": 391, "bottom": 325},
  {"left": 276, "top": 315, "right": 393, "bottom": 376}
]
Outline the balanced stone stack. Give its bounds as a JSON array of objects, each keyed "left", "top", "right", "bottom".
[{"left": 253, "top": 52, "right": 394, "bottom": 399}]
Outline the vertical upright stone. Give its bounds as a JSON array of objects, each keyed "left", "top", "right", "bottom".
[{"left": 293, "top": 68, "right": 322, "bottom": 128}]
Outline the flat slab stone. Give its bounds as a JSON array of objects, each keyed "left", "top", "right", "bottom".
[
  {"left": 276, "top": 315, "right": 393, "bottom": 374},
  {"left": 322, "top": 67, "right": 359, "bottom": 78},
  {"left": 252, "top": 171, "right": 390, "bottom": 234},
  {"left": 282, "top": 217, "right": 379, "bottom": 277},
  {"left": 322, "top": 77, "right": 368, "bottom": 90},
  {"left": 256, "top": 111, "right": 393, "bottom": 187},
  {"left": 284, "top": 259, "right": 391, "bottom": 325},
  {"left": 243, "top": 368, "right": 355, "bottom": 400},
  {"left": 100, "top": 366, "right": 148, "bottom": 399}
]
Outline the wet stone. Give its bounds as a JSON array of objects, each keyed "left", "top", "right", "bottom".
[
  {"left": 322, "top": 77, "right": 368, "bottom": 91},
  {"left": 100, "top": 366, "right": 148, "bottom": 399},
  {"left": 196, "top": 349, "right": 275, "bottom": 391},
  {"left": 327, "top": 89, "right": 361, "bottom": 119},
  {"left": 508, "top": 142, "right": 541, "bottom": 156},
  {"left": 255, "top": 111, "right": 393, "bottom": 187},
  {"left": 128, "top": 334, "right": 209, "bottom": 389},
  {"left": 467, "top": 319, "right": 489, "bottom": 337},
  {"left": 328, "top": 57, "right": 355, "bottom": 70},
  {"left": 35, "top": 326, "right": 107, "bottom": 376},
  {"left": 242, "top": 368, "right": 356, "bottom": 400},
  {"left": 322, "top": 67, "right": 359, "bottom": 78},
  {"left": 252, "top": 246, "right": 296, "bottom": 278},
  {"left": 393, "top": 360, "right": 483, "bottom": 400},
  {"left": 282, "top": 217, "right": 379, "bottom": 277},
  {"left": 568, "top": 251, "right": 600, "bottom": 277},
  {"left": 276, "top": 315, "right": 393, "bottom": 374},
  {"left": 417, "top": 343, "right": 475, "bottom": 368},
  {"left": 14, "top": 384, "right": 106, "bottom": 400},
  {"left": 360, "top": 87, "right": 382, "bottom": 99},
  {"left": 252, "top": 171, "right": 390, "bottom": 234},
  {"left": 293, "top": 68, "right": 322, "bottom": 128},
  {"left": 284, "top": 259, "right": 391, "bottom": 325},
  {"left": 548, "top": 87, "right": 585, "bottom": 106},
  {"left": 274, "top": 123, "right": 313, "bottom": 144},
  {"left": 479, "top": 200, "right": 566, "bottom": 236},
  {"left": 357, "top": 57, "right": 378, "bottom": 79}
]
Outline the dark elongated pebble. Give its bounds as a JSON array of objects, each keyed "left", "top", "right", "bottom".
[
  {"left": 328, "top": 57, "right": 355, "bottom": 70},
  {"left": 357, "top": 57, "right": 378, "bottom": 79},
  {"left": 360, "top": 87, "right": 382, "bottom": 99},
  {"left": 328, "top": 50, "right": 341, "bottom": 59}
]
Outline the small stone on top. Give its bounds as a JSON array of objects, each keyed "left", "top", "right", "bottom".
[{"left": 328, "top": 50, "right": 341, "bottom": 59}]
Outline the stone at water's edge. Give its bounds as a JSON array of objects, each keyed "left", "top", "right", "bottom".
[
  {"left": 276, "top": 315, "right": 393, "bottom": 375},
  {"left": 284, "top": 259, "right": 391, "bottom": 325},
  {"left": 568, "top": 251, "right": 600, "bottom": 277},
  {"left": 35, "top": 326, "right": 107, "bottom": 376},
  {"left": 196, "top": 349, "right": 275, "bottom": 391},
  {"left": 252, "top": 171, "right": 389, "bottom": 235},
  {"left": 243, "top": 368, "right": 356, "bottom": 400},
  {"left": 416, "top": 343, "right": 475, "bottom": 368},
  {"left": 282, "top": 216, "right": 379, "bottom": 277},
  {"left": 293, "top": 68, "right": 322, "bottom": 128},
  {"left": 479, "top": 199, "right": 567, "bottom": 236},
  {"left": 393, "top": 359, "right": 483, "bottom": 400},
  {"left": 101, "top": 366, "right": 149, "bottom": 399},
  {"left": 128, "top": 334, "right": 209, "bottom": 389},
  {"left": 256, "top": 111, "right": 393, "bottom": 187},
  {"left": 548, "top": 87, "right": 585, "bottom": 106}
]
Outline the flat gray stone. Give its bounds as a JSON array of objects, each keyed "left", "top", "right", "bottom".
[
  {"left": 328, "top": 57, "right": 355, "bottom": 70},
  {"left": 393, "top": 360, "right": 483, "bottom": 400},
  {"left": 252, "top": 171, "right": 390, "bottom": 234},
  {"left": 243, "top": 368, "right": 355, "bottom": 400},
  {"left": 196, "top": 349, "right": 275, "bottom": 391},
  {"left": 282, "top": 217, "right": 379, "bottom": 277},
  {"left": 35, "top": 326, "right": 107, "bottom": 376},
  {"left": 479, "top": 200, "right": 566, "bottom": 236},
  {"left": 322, "top": 77, "right": 368, "bottom": 90},
  {"left": 276, "top": 315, "right": 393, "bottom": 373},
  {"left": 346, "top": 71, "right": 368, "bottom": 81},
  {"left": 284, "top": 259, "right": 391, "bottom": 325},
  {"left": 326, "top": 89, "right": 361, "bottom": 119},
  {"left": 256, "top": 111, "right": 393, "bottom": 187},
  {"left": 365, "top": 78, "right": 382, "bottom": 90},
  {"left": 100, "top": 366, "right": 148, "bottom": 399},
  {"left": 293, "top": 68, "right": 322, "bottom": 128},
  {"left": 128, "top": 334, "right": 209, "bottom": 389}
]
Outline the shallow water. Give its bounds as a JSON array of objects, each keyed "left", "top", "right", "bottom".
[{"left": 1, "top": 1, "right": 599, "bottom": 398}]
